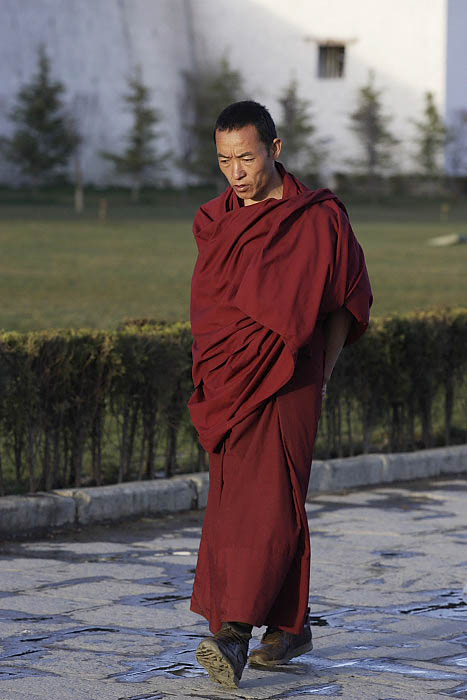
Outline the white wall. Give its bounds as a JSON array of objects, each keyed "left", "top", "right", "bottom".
[
  {"left": 0, "top": 0, "right": 193, "bottom": 185},
  {"left": 446, "top": 0, "right": 467, "bottom": 174},
  {"left": 0, "top": 0, "right": 461, "bottom": 184},
  {"left": 191, "top": 0, "right": 448, "bottom": 177}
]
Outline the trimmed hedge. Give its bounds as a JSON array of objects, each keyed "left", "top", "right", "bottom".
[
  {"left": 323, "top": 309, "right": 467, "bottom": 457},
  {"left": 0, "top": 310, "right": 466, "bottom": 496}
]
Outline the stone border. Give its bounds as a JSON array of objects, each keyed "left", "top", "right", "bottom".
[
  {"left": 307, "top": 444, "right": 467, "bottom": 494},
  {"left": 1, "top": 445, "right": 466, "bottom": 538},
  {"left": 0, "top": 474, "right": 210, "bottom": 539}
]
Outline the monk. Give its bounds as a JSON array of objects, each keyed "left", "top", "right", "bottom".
[{"left": 188, "top": 100, "right": 372, "bottom": 688}]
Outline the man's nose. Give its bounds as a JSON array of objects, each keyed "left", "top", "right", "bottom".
[{"left": 232, "top": 161, "right": 246, "bottom": 180}]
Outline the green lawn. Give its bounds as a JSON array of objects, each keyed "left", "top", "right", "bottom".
[
  {"left": 350, "top": 201, "right": 467, "bottom": 317},
  {"left": 0, "top": 189, "right": 466, "bottom": 331}
]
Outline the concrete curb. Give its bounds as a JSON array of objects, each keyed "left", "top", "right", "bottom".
[
  {"left": 0, "top": 473, "right": 210, "bottom": 538},
  {"left": 0, "top": 446, "right": 466, "bottom": 537},
  {"left": 307, "top": 444, "right": 467, "bottom": 496}
]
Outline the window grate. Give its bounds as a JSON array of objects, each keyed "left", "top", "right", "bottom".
[{"left": 318, "top": 45, "right": 345, "bottom": 78}]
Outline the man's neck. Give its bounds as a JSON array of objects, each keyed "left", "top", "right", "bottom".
[{"left": 243, "top": 166, "right": 284, "bottom": 206}]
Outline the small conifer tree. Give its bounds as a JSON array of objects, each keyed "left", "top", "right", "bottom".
[
  {"left": 413, "top": 91, "right": 447, "bottom": 176},
  {"left": 278, "top": 79, "right": 327, "bottom": 181},
  {"left": 180, "top": 56, "right": 244, "bottom": 186},
  {"left": 0, "top": 44, "right": 79, "bottom": 188},
  {"left": 348, "top": 73, "right": 398, "bottom": 178},
  {"left": 101, "top": 67, "right": 168, "bottom": 201}
]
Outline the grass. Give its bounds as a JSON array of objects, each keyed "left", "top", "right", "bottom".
[
  {"left": 349, "top": 199, "right": 467, "bottom": 317},
  {"left": 0, "top": 187, "right": 466, "bottom": 332}
]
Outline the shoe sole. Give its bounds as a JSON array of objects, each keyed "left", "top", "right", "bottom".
[
  {"left": 249, "top": 640, "right": 313, "bottom": 667},
  {"left": 196, "top": 639, "right": 240, "bottom": 688}
]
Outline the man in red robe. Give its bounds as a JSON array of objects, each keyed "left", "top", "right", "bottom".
[{"left": 188, "top": 101, "right": 372, "bottom": 688}]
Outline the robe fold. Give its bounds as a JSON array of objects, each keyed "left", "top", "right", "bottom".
[{"left": 189, "top": 163, "right": 372, "bottom": 635}]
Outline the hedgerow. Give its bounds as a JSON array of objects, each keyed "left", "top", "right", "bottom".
[{"left": 0, "top": 310, "right": 465, "bottom": 495}]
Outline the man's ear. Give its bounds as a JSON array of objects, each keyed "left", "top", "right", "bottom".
[{"left": 271, "top": 137, "right": 282, "bottom": 160}]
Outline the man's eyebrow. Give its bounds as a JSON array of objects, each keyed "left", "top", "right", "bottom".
[{"left": 217, "top": 152, "right": 254, "bottom": 158}]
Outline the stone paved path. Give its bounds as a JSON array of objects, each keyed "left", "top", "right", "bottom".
[{"left": 0, "top": 476, "right": 466, "bottom": 699}]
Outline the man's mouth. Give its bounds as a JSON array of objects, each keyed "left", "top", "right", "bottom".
[{"left": 234, "top": 184, "right": 249, "bottom": 192}]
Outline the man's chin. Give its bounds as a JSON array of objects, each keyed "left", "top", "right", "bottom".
[{"left": 233, "top": 186, "right": 251, "bottom": 198}]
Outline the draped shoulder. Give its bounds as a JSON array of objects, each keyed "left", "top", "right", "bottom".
[{"left": 189, "top": 164, "right": 372, "bottom": 452}]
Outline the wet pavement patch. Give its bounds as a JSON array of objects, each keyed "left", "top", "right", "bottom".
[
  {"left": 119, "top": 694, "right": 164, "bottom": 700},
  {"left": 309, "top": 614, "right": 331, "bottom": 627},
  {"left": 36, "top": 575, "right": 113, "bottom": 590},
  {"left": 352, "top": 644, "right": 378, "bottom": 650},
  {"left": 312, "top": 491, "right": 445, "bottom": 518},
  {"left": 440, "top": 655, "right": 467, "bottom": 668},
  {"left": 118, "top": 561, "right": 195, "bottom": 609},
  {"left": 308, "top": 606, "right": 358, "bottom": 628},
  {"left": 393, "top": 590, "right": 467, "bottom": 620},
  {"left": 413, "top": 511, "right": 454, "bottom": 520},
  {"left": 0, "top": 608, "right": 72, "bottom": 624},
  {"left": 305, "top": 654, "right": 467, "bottom": 682},
  {"left": 281, "top": 683, "right": 342, "bottom": 696},
  {"left": 443, "top": 681, "right": 467, "bottom": 697},
  {"left": 0, "top": 546, "right": 166, "bottom": 566},
  {"left": 119, "top": 592, "right": 191, "bottom": 607},
  {"left": 308, "top": 589, "right": 467, "bottom": 636},
  {"left": 104, "top": 627, "right": 208, "bottom": 682},
  {"left": 372, "top": 549, "right": 425, "bottom": 558},
  {"left": 365, "top": 493, "right": 445, "bottom": 511},
  {"left": 0, "top": 665, "right": 59, "bottom": 680},
  {"left": 308, "top": 606, "right": 388, "bottom": 634},
  {"left": 0, "top": 625, "right": 120, "bottom": 667},
  {"left": 109, "top": 649, "right": 204, "bottom": 682}
]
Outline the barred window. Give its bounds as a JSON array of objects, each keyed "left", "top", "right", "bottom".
[{"left": 318, "top": 44, "right": 345, "bottom": 78}]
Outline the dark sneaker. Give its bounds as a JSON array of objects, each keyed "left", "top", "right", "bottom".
[
  {"left": 196, "top": 622, "right": 251, "bottom": 688},
  {"left": 248, "top": 616, "right": 312, "bottom": 666}
]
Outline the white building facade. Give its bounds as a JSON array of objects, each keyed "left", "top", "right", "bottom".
[{"left": 0, "top": 0, "right": 465, "bottom": 184}]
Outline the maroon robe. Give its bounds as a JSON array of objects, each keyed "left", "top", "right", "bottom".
[{"left": 189, "top": 164, "right": 372, "bottom": 635}]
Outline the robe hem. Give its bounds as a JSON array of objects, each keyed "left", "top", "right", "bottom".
[{"left": 190, "top": 600, "right": 308, "bottom": 636}]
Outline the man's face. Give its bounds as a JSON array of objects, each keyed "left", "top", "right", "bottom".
[{"left": 215, "top": 124, "right": 282, "bottom": 203}]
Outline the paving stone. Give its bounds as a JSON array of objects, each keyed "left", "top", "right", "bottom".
[{"left": 1, "top": 476, "right": 467, "bottom": 699}]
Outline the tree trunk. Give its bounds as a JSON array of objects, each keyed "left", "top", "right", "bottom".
[
  {"left": 126, "top": 404, "right": 139, "bottom": 479},
  {"left": 0, "top": 449, "right": 4, "bottom": 496},
  {"left": 138, "top": 435, "right": 146, "bottom": 480},
  {"left": 419, "top": 394, "right": 433, "bottom": 448},
  {"left": 131, "top": 179, "right": 140, "bottom": 203},
  {"left": 444, "top": 377, "right": 454, "bottom": 446},
  {"left": 346, "top": 398, "right": 354, "bottom": 456},
  {"left": 27, "top": 424, "right": 36, "bottom": 493},
  {"left": 165, "top": 424, "right": 178, "bottom": 478},
  {"left": 337, "top": 398, "right": 343, "bottom": 458},
  {"left": 324, "top": 403, "right": 332, "bottom": 459},
  {"left": 118, "top": 401, "right": 130, "bottom": 483},
  {"left": 43, "top": 429, "right": 52, "bottom": 491},
  {"left": 63, "top": 430, "right": 70, "bottom": 486},
  {"left": 74, "top": 154, "right": 84, "bottom": 213},
  {"left": 143, "top": 405, "right": 157, "bottom": 480},
  {"left": 53, "top": 425, "right": 61, "bottom": 489},
  {"left": 407, "top": 398, "right": 416, "bottom": 450},
  {"left": 72, "top": 427, "right": 85, "bottom": 488},
  {"left": 390, "top": 403, "right": 401, "bottom": 452},
  {"left": 91, "top": 404, "right": 104, "bottom": 486},
  {"left": 362, "top": 400, "right": 373, "bottom": 454},
  {"left": 197, "top": 443, "right": 207, "bottom": 471},
  {"left": 14, "top": 427, "right": 24, "bottom": 488}
]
